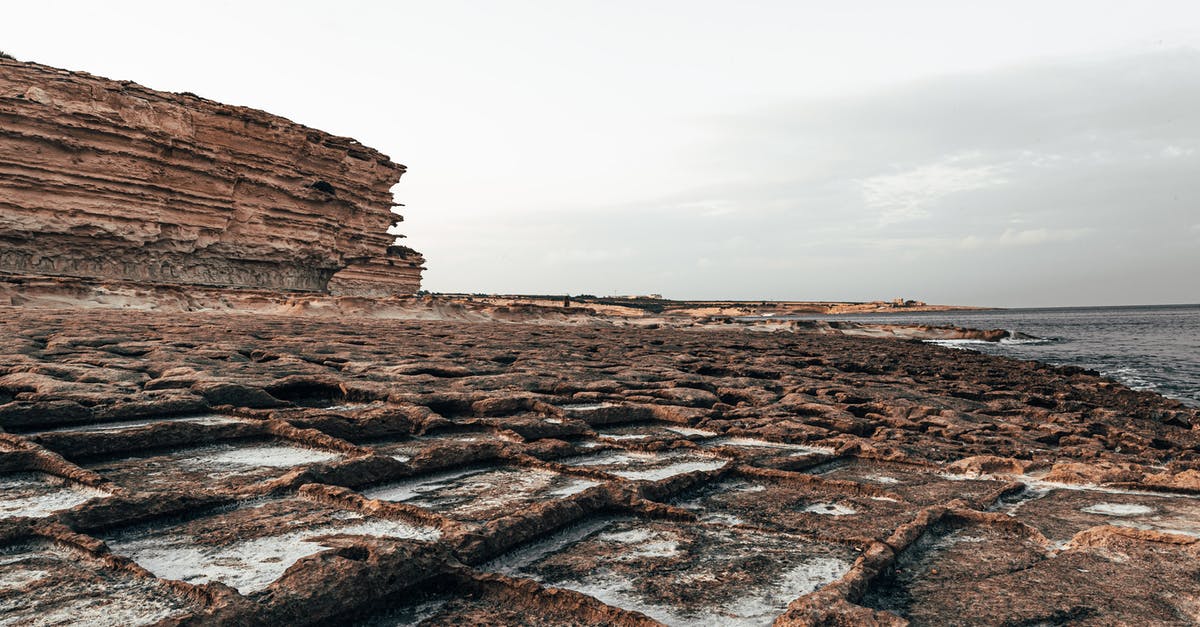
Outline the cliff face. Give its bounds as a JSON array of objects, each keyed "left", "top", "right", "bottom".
[{"left": 0, "top": 59, "right": 423, "bottom": 294}]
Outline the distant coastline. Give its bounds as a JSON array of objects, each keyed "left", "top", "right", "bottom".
[{"left": 434, "top": 293, "right": 993, "bottom": 317}]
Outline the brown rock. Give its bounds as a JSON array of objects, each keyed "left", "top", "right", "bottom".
[{"left": 0, "top": 58, "right": 422, "bottom": 295}]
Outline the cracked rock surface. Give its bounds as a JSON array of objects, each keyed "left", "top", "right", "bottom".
[{"left": 1, "top": 306, "right": 1198, "bottom": 625}]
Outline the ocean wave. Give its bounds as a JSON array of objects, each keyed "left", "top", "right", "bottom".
[
  {"left": 1107, "top": 367, "right": 1157, "bottom": 392},
  {"left": 924, "top": 339, "right": 993, "bottom": 349},
  {"left": 999, "top": 336, "right": 1053, "bottom": 345}
]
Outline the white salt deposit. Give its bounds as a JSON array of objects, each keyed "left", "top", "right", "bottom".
[
  {"left": 0, "top": 473, "right": 110, "bottom": 519},
  {"left": 0, "top": 567, "right": 48, "bottom": 589},
  {"left": 801, "top": 502, "right": 857, "bottom": 516},
  {"left": 545, "top": 478, "right": 601, "bottom": 497},
  {"left": 37, "top": 414, "right": 239, "bottom": 434},
  {"left": 497, "top": 519, "right": 851, "bottom": 627},
  {"left": 363, "top": 467, "right": 485, "bottom": 503},
  {"left": 188, "top": 444, "right": 342, "bottom": 468},
  {"left": 364, "top": 467, "right": 598, "bottom": 517},
  {"left": 0, "top": 543, "right": 194, "bottom": 626},
  {"left": 612, "top": 460, "right": 727, "bottom": 481},
  {"left": 601, "top": 433, "right": 651, "bottom": 440},
  {"left": 486, "top": 517, "right": 617, "bottom": 573},
  {"left": 108, "top": 514, "right": 439, "bottom": 594},
  {"left": 665, "top": 426, "right": 718, "bottom": 438},
  {"left": 708, "top": 556, "right": 851, "bottom": 626},
  {"left": 567, "top": 452, "right": 642, "bottom": 467},
  {"left": 699, "top": 512, "right": 747, "bottom": 526},
  {"left": 1081, "top": 502, "right": 1156, "bottom": 517},
  {"left": 562, "top": 450, "right": 727, "bottom": 481},
  {"left": 598, "top": 528, "right": 683, "bottom": 559},
  {"left": 559, "top": 403, "right": 613, "bottom": 411},
  {"left": 324, "top": 402, "right": 382, "bottom": 411},
  {"left": 704, "top": 437, "right": 833, "bottom": 456}
]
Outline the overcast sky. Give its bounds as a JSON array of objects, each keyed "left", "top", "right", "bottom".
[{"left": 4, "top": 1, "right": 1199, "bottom": 306}]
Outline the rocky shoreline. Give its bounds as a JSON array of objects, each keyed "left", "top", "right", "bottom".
[
  {"left": 3, "top": 55, "right": 1197, "bottom": 626},
  {"left": 2, "top": 305, "right": 1198, "bottom": 625},
  {"left": 0, "top": 275, "right": 1020, "bottom": 344}
]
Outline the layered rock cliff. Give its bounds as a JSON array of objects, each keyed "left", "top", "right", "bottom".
[{"left": 0, "top": 58, "right": 423, "bottom": 295}]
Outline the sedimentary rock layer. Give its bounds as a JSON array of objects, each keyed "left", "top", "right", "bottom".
[{"left": 0, "top": 58, "right": 421, "bottom": 294}]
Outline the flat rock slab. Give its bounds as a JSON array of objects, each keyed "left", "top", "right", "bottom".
[
  {"left": 596, "top": 423, "right": 719, "bottom": 442},
  {"left": 861, "top": 520, "right": 1200, "bottom": 626},
  {"left": 0, "top": 540, "right": 198, "bottom": 626},
  {"left": 672, "top": 475, "right": 917, "bottom": 542},
  {"left": 102, "top": 499, "right": 439, "bottom": 594},
  {"left": 366, "top": 432, "right": 516, "bottom": 463},
  {"left": 0, "top": 472, "right": 110, "bottom": 520},
  {"left": 558, "top": 450, "right": 727, "bottom": 481},
  {"left": 362, "top": 466, "right": 600, "bottom": 523},
  {"left": 1006, "top": 484, "right": 1200, "bottom": 542},
  {"left": 490, "top": 517, "right": 857, "bottom": 626},
  {"left": 32, "top": 414, "right": 240, "bottom": 435},
  {"left": 83, "top": 440, "right": 343, "bottom": 493},
  {"left": 355, "top": 577, "right": 641, "bottom": 626},
  {"left": 812, "top": 459, "right": 1006, "bottom": 506}
]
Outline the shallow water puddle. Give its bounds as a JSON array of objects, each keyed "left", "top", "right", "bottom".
[
  {"left": 0, "top": 540, "right": 197, "bottom": 626},
  {"left": 0, "top": 472, "right": 110, "bottom": 519},
  {"left": 362, "top": 466, "right": 599, "bottom": 523},
  {"left": 86, "top": 441, "right": 343, "bottom": 493},
  {"left": 560, "top": 450, "right": 726, "bottom": 480},
  {"left": 489, "top": 517, "right": 855, "bottom": 626},
  {"left": 104, "top": 499, "right": 439, "bottom": 594},
  {"left": 33, "top": 414, "right": 240, "bottom": 434}
]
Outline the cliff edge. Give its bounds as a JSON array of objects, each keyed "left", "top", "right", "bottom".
[{"left": 0, "top": 58, "right": 423, "bottom": 294}]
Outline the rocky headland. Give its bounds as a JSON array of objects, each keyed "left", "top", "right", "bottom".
[
  {"left": 0, "top": 57, "right": 423, "bottom": 296},
  {"left": 2, "top": 58, "right": 1199, "bottom": 626}
]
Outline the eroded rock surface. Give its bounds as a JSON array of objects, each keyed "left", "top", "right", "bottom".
[
  {"left": 1, "top": 307, "right": 1198, "bottom": 625},
  {"left": 0, "top": 58, "right": 423, "bottom": 295}
]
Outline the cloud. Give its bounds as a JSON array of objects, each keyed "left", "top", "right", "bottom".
[
  {"left": 958, "top": 227, "right": 1091, "bottom": 250},
  {"left": 859, "top": 154, "right": 1008, "bottom": 225},
  {"left": 423, "top": 49, "right": 1200, "bottom": 306}
]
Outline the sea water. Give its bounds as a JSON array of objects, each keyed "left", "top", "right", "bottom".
[{"left": 791, "top": 304, "right": 1199, "bottom": 407}]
